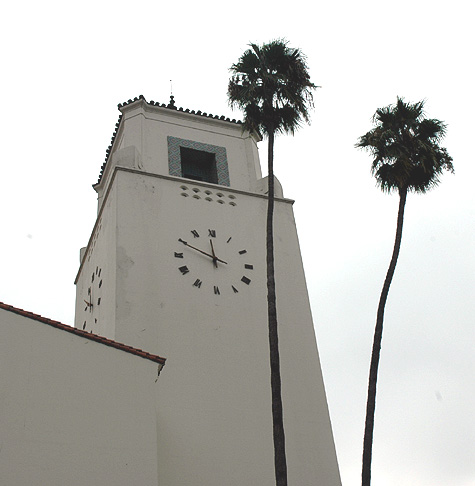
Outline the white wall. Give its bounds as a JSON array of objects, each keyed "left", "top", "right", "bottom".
[
  {"left": 0, "top": 308, "right": 161, "bottom": 486},
  {"left": 108, "top": 170, "right": 341, "bottom": 485}
]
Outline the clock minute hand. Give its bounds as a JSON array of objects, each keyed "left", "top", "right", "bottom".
[
  {"left": 178, "top": 238, "right": 214, "bottom": 258},
  {"left": 178, "top": 238, "right": 228, "bottom": 264}
]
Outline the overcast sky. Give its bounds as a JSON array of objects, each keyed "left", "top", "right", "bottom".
[{"left": 1, "top": 1, "right": 474, "bottom": 485}]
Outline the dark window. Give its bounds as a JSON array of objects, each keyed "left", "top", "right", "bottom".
[
  {"left": 168, "top": 136, "right": 230, "bottom": 186},
  {"left": 180, "top": 147, "right": 218, "bottom": 184}
]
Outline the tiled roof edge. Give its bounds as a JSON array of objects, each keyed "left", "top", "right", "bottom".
[
  {"left": 95, "top": 95, "right": 243, "bottom": 185},
  {"left": 0, "top": 302, "right": 166, "bottom": 365}
]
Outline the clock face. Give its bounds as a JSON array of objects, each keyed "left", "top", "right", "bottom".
[
  {"left": 174, "top": 228, "right": 254, "bottom": 296},
  {"left": 82, "top": 266, "right": 103, "bottom": 329}
]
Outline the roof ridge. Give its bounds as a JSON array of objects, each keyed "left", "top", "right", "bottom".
[{"left": 0, "top": 302, "right": 166, "bottom": 365}]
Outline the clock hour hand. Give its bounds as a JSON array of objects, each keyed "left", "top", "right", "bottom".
[
  {"left": 210, "top": 239, "right": 222, "bottom": 268},
  {"left": 210, "top": 239, "right": 217, "bottom": 268},
  {"left": 178, "top": 238, "right": 228, "bottom": 265}
]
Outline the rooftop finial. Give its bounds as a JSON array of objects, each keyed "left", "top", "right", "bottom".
[
  {"left": 168, "top": 80, "right": 176, "bottom": 109},
  {"left": 168, "top": 94, "right": 176, "bottom": 109}
]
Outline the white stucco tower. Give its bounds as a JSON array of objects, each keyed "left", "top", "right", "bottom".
[{"left": 74, "top": 95, "right": 341, "bottom": 486}]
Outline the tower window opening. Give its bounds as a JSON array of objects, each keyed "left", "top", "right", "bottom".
[
  {"left": 180, "top": 147, "right": 218, "bottom": 184},
  {"left": 167, "top": 136, "right": 230, "bottom": 187}
]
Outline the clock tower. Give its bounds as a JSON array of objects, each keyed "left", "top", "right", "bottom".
[{"left": 74, "top": 96, "right": 341, "bottom": 486}]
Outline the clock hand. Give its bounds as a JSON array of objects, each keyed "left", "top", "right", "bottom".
[
  {"left": 178, "top": 238, "right": 228, "bottom": 264},
  {"left": 178, "top": 238, "right": 214, "bottom": 259},
  {"left": 210, "top": 239, "right": 218, "bottom": 268}
]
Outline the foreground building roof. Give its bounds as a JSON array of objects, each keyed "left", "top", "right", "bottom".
[{"left": 0, "top": 302, "right": 166, "bottom": 366}]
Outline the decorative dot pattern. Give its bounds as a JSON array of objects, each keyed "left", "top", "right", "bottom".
[{"left": 180, "top": 185, "right": 238, "bottom": 206}]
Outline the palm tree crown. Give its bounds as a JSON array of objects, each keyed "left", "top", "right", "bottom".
[
  {"left": 357, "top": 97, "right": 454, "bottom": 194},
  {"left": 228, "top": 40, "right": 316, "bottom": 137}
]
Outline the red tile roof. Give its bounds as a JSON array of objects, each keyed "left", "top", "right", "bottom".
[{"left": 0, "top": 302, "right": 166, "bottom": 366}]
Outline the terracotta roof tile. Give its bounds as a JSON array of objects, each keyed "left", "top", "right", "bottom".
[
  {"left": 0, "top": 302, "right": 166, "bottom": 366},
  {"left": 95, "top": 95, "right": 242, "bottom": 185}
]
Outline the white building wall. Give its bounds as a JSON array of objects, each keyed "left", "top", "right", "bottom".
[
  {"left": 0, "top": 308, "right": 161, "bottom": 486},
  {"left": 105, "top": 170, "right": 341, "bottom": 486}
]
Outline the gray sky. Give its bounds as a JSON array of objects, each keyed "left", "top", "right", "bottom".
[{"left": 1, "top": 0, "right": 473, "bottom": 484}]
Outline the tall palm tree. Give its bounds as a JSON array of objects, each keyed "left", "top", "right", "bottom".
[
  {"left": 228, "top": 40, "right": 316, "bottom": 486},
  {"left": 356, "top": 97, "right": 454, "bottom": 486}
]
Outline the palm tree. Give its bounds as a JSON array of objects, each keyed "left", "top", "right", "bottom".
[
  {"left": 228, "top": 40, "right": 316, "bottom": 486},
  {"left": 356, "top": 97, "right": 454, "bottom": 486}
]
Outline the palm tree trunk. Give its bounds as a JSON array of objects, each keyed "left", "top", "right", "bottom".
[
  {"left": 266, "top": 130, "right": 288, "bottom": 486},
  {"left": 362, "top": 186, "right": 408, "bottom": 486}
]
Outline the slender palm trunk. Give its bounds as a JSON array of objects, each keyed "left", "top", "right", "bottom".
[
  {"left": 266, "top": 130, "right": 288, "bottom": 486},
  {"left": 362, "top": 187, "right": 408, "bottom": 486}
]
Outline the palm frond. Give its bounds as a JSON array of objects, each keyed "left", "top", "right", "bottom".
[
  {"left": 357, "top": 97, "right": 453, "bottom": 194},
  {"left": 228, "top": 39, "right": 316, "bottom": 138}
]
